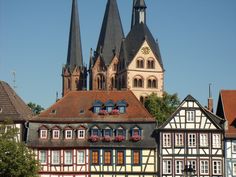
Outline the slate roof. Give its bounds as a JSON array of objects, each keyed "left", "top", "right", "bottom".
[
  {"left": 32, "top": 90, "right": 154, "bottom": 123},
  {"left": 0, "top": 81, "right": 32, "bottom": 122},
  {"left": 216, "top": 90, "right": 236, "bottom": 138},
  {"left": 66, "top": 0, "right": 83, "bottom": 72},
  {"left": 123, "top": 22, "right": 164, "bottom": 69},
  {"left": 159, "top": 94, "right": 225, "bottom": 130},
  {"left": 95, "top": 0, "right": 124, "bottom": 66},
  {"left": 134, "top": 0, "right": 147, "bottom": 8}
]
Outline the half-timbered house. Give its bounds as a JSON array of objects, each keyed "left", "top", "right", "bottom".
[
  {"left": 158, "top": 95, "right": 225, "bottom": 177},
  {"left": 27, "top": 90, "right": 158, "bottom": 177},
  {"left": 216, "top": 90, "right": 236, "bottom": 177},
  {"left": 0, "top": 80, "right": 32, "bottom": 142}
]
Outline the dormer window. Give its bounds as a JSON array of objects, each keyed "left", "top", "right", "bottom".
[
  {"left": 89, "top": 126, "right": 100, "bottom": 142},
  {"left": 115, "top": 126, "right": 126, "bottom": 142},
  {"left": 103, "top": 127, "right": 112, "bottom": 137},
  {"left": 40, "top": 130, "right": 47, "bottom": 139},
  {"left": 39, "top": 125, "right": 48, "bottom": 139},
  {"left": 78, "top": 126, "right": 86, "bottom": 139},
  {"left": 64, "top": 127, "right": 73, "bottom": 139},
  {"left": 53, "top": 130, "right": 60, "bottom": 139},
  {"left": 130, "top": 126, "right": 142, "bottom": 142},
  {"left": 117, "top": 100, "right": 127, "bottom": 114},
  {"left": 105, "top": 100, "right": 115, "bottom": 113},
  {"left": 93, "top": 100, "right": 103, "bottom": 113}
]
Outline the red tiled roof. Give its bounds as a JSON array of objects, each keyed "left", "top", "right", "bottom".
[
  {"left": 0, "top": 81, "right": 32, "bottom": 122},
  {"left": 35, "top": 90, "right": 155, "bottom": 123},
  {"left": 219, "top": 90, "right": 236, "bottom": 138}
]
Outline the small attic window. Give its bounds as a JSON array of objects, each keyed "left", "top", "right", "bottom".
[
  {"left": 80, "top": 109, "right": 85, "bottom": 114},
  {"left": 92, "top": 100, "right": 103, "bottom": 113},
  {"left": 117, "top": 100, "right": 127, "bottom": 114},
  {"left": 105, "top": 100, "right": 115, "bottom": 113},
  {"left": 51, "top": 109, "right": 57, "bottom": 114}
]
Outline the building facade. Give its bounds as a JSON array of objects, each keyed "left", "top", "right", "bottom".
[
  {"left": 158, "top": 95, "right": 225, "bottom": 177},
  {"left": 27, "top": 90, "right": 158, "bottom": 177},
  {"left": 0, "top": 80, "right": 32, "bottom": 142},
  {"left": 216, "top": 90, "right": 236, "bottom": 177}
]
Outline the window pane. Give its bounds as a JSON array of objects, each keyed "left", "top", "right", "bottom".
[
  {"left": 52, "top": 151, "right": 60, "bottom": 165},
  {"left": 104, "top": 151, "right": 111, "bottom": 165},
  {"left": 77, "top": 150, "right": 85, "bottom": 164},
  {"left": 39, "top": 150, "right": 47, "bottom": 164},
  {"left": 117, "top": 151, "right": 124, "bottom": 165},
  {"left": 92, "top": 151, "right": 99, "bottom": 164},
  {"left": 133, "top": 151, "right": 140, "bottom": 165},
  {"left": 64, "top": 151, "right": 72, "bottom": 165},
  {"left": 163, "top": 160, "right": 171, "bottom": 174}
]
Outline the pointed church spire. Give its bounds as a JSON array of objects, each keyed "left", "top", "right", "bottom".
[
  {"left": 66, "top": 0, "right": 83, "bottom": 72},
  {"left": 131, "top": 0, "right": 147, "bottom": 28},
  {"left": 96, "top": 0, "right": 124, "bottom": 65}
]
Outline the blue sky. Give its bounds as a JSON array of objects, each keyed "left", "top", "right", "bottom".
[{"left": 0, "top": 0, "right": 236, "bottom": 110}]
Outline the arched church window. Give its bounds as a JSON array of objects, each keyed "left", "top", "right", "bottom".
[
  {"left": 147, "top": 77, "right": 158, "bottom": 88},
  {"left": 147, "top": 58, "right": 155, "bottom": 69},
  {"left": 133, "top": 76, "right": 143, "bottom": 88},
  {"left": 136, "top": 58, "right": 144, "bottom": 68}
]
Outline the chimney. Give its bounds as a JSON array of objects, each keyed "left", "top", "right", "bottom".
[{"left": 208, "top": 83, "right": 213, "bottom": 112}]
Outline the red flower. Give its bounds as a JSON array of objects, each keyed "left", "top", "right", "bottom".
[
  {"left": 89, "top": 135, "right": 100, "bottom": 142},
  {"left": 110, "top": 109, "right": 119, "bottom": 115},
  {"left": 114, "top": 135, "right": 125, "bottom": 142},
  {"left": 103, "top": 136, "right": 112, "bottom": 142},
  {"left": 99, "top": 110, "right": 108, "bottom": 115},
  {"left": 130, "top": 135, "right": 141, "bottom": 142}
]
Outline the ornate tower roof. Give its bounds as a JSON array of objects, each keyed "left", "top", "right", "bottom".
[
  {"left": 95, "top": 0, "right": 124, "bottom": 66},
  {"left": 131, "top": 0, "right": 147, "bottom": 28},
  {"left": 66, "top": 0, "right": 83, "bottom": 72}
]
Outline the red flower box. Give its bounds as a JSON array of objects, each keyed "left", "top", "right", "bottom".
[
  {"left": 110, "top": 109, "right": 119, "bottom": 115},
  {"left": 114, "top": 135, "right": 125, "bottom": 142},
  {"left": 103, "top": 136, "right": 112, "bottom": 142},
  {"left": 89, "top": 135, "right": 100, "bottom": 142},
  {"left": 130, "top": 135, "right": 141, "bottom": 142},
  {"left": 99, "top": 110, "right": 108, "bottom": 115}
]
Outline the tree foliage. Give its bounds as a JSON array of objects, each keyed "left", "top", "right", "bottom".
[
  {"left": 144, "top": 92, "right": 180, "bottom": 125},
  {"left": 0, "top": 121, "right": 39, "bottom": 177},
  {"left": 28, "top": 102, "right": 44, "bottom": 115}
]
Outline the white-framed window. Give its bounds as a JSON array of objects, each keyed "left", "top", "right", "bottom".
[
  {"left": 77, "top": 150, "right": 85, "bottom": 164},
  {"left": 200, "top": 133, "right": 208, "bottom": 147},
  {"left": 163, "top": 133, "right": 171, "bottom": 147},
  {"left": 52, "top": 150, "right": 60, "bottom": 165},
  {"left": 163, "top": 160, "right": 171, "bottom": 174},
  {"left": 175, "top": 133, "right": 184, "bottom": 147},
  {"left": 212, "top": 134, "right": 221, "bottom": 148},
  {"left": 213, "top": 161, "right": 221, "bottom": 175},
  {"left": 175, "top": 160, "right": 184, "bottom": 174},
  {"left": 200, "top": 160, "right": 209, "bottom": 175},
  {"left": 64, "top": 150, "right": 73, "bottom": 165},
  {"left": 233, "top": 163, "right": 236, "bottom": 175},
  {"left": 232, "top": 142, "right": 236, "bottom": 153},
  {"left": 188, "top": 160, "right": 196, "bottom": 170},
  {"left": 39, "top": 150, "right": 47, "bottom": 164},
  {"left": 78, "top": 129, "right": 85, "bottom": 139},
  {"left": 40, "top": 130, "right": 47, "bottom": 139},
  {"left": 186, "top": 110, "right": 195, "bottom": 122},
  {"left": 52, "top": 130, "right": 60, "bottom": 139},
  {"left": 188, "top": 133, "right": 196, "bottom": 147},
  {"left": 65, "top": 130, "right": 73, "bottom": 139}
]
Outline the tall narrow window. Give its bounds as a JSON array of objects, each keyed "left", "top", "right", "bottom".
[
  {"left": 163, "top": 160, "right": 172, "bottom": 174},
  {"left": 52, "top": 150, "right": 60, "bottom": 165},
  {"left": 232, "top": 142, "right": 236, "bottom": 153},
  {"left": 213, "top": 161, "right": 221, "bottom": 175},
  {"left": 233, "top": 163, "right": 236, "bottom": 175},
  {"left": 104, "top": 150, "right": 112, "bottom": 165},
  {"left": 52, "top": 130, "right": 60, "bottom": 139},
  {"left": 200, "top": 134, "right": 208, "bottom": 147},
  {"left": 163, "top": 133, "right": 171, "bottom": 147},
  {"left": 39, "top": 150, "right": 47, "bottom": 164},
  {"left": 175, "top": 160, "right": 184, "bottom": 174},
  {"left": 136, "top": 58, "right": 144, "bottom": 68},
  {"left": 117, "top": 150, "right": 124, "bottom": 165},
  {"left": 188, "top": 133, "right": 196, "bottom": 147},
  {"left": 212, "top": 134, "right": 221, "bottom": 148},
  {"left": 188, "top": 160, "right": 196, "bottom": 170},
  {"left": 186, "top": 110, "right": 195, "bottom": 122},
  {"left": 64, "top": 150, "right": 72, "bottom": 165},
  {"left": 78, "top": 129, "right": 85, "bottom": 139},
  {"left": 200, "top": 160, "right": 209, "bottom": 174},
  {"left": 40, "top": 130, "right": 47, "bottom": 139},
  {"left": 77, "top": 150, "right": 85, "bottom": 164},
  {"left": 133, "top": 150, "right": 141, "bottom": 165},
  {"left": 92, "top": 150, "right": 99, "bottom": 165},
  {"left": 175, "top": 133, "right": 184, "bottom": 147}
]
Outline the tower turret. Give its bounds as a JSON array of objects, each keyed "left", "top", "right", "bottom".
[
  {"left": 62, "top": 0, "right": 86, "bottom": 96},
  {"left": 131, "top": 0, "right": 147, "bottom": 28}
]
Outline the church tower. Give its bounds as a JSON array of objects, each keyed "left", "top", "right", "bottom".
[
  {"left": 62, "top": 0, "right": 87, "bottom": 96},
  {"left": 89, "top": 0, "right": 124, "bottom": 91},
  {"left": 118, "top": 0, "right": 164, "bottom": 103}
]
